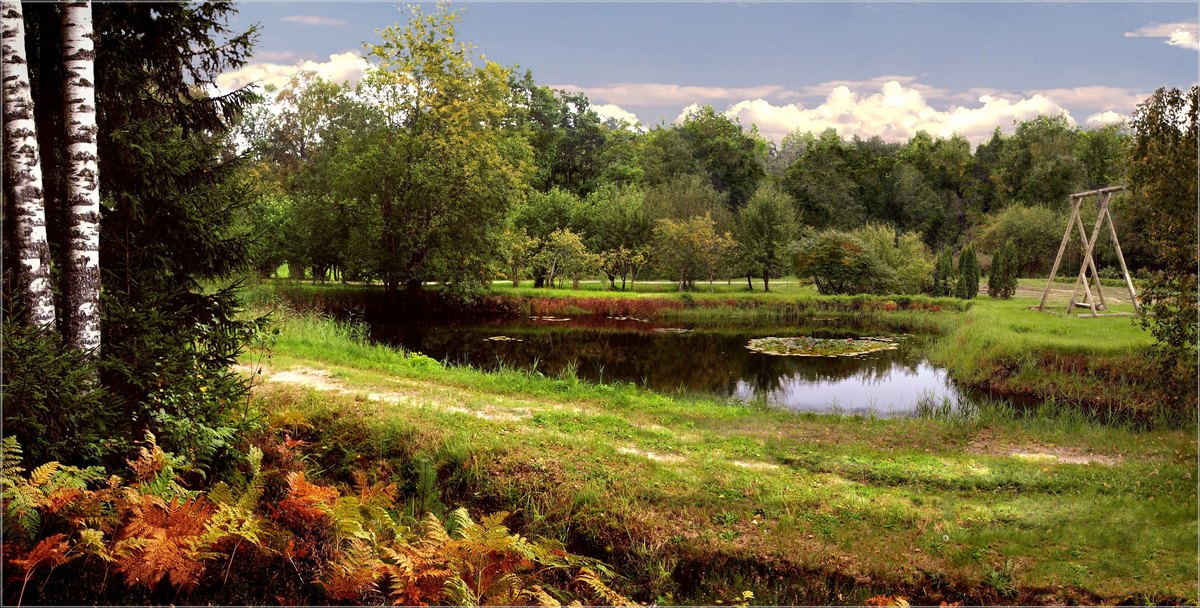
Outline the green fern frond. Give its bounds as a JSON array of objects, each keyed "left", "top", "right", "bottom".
[
  {"left": 576, "top": 567, "right": 637, "bottom": 606},
  {"left": 444, "top": 507, "right": 474, "bottom": 537},
  {"left": 2, "top": 436, "right": 25, "bottom": 479},
  {"left": 419, "top": 512, "right": 452, "bottom": 548},
  {"left": 443, "top": 574, "right": 479, "bottom": 607},
  {"left": 208, "top": 482, "right": 236, "bottom": 506},
  {"left": 481, "top": 571, "right": 524, "bottom": 605},
  {"left": 238, "top": 446, "right": 264, "bottom": 510},
  {"left": 49, "top": 465, "right": 105, "bottom": 490},
  {"left": 77, "top": 528, "right": 116, "bottom": 562}
]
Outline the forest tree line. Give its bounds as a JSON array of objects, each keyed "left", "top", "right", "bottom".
[{"left": 237, "top": 9, "right": 1165, "bottom": 301}]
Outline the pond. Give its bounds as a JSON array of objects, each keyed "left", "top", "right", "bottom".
[{"left": 367, "top": 314, "right": 967, "bottom": 417}]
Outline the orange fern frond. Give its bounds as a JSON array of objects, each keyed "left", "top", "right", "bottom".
[
  {"left": 114, "top": 496, "right": 216, "bottom": 591},
  {"left": 10, "top": 532, "right": 73, "bottom": 572},
  {"left": 274, "top": 471, "right": 339, "bottom": 531},
  {"left": 321, "top": 539, "right": 385, "bottom": 602}
]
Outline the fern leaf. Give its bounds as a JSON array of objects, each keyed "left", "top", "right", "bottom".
[
  {"left": 29, "top": 462, "right": 61, "bottom": 487},
  {"left": 444, "top": 507, "right": 473, "bottom": 538},
  {"left": 238, "top": 446, "right": 265, "bottom": 511},
  {"left": 523, "top": 584, "right": 563, "bottom": 607},
  {"left": 2, "top": 436, "right": 25, "bottom": 478},
  {"left": 443, "top": 575, "right": 479, "bottom": 607},
  {"left": 77, "top": 528, "right": 116, "bottom": 562},
  {"left": 576, "top": 567, "right": 637, "bottom": 606},
  {"left": 480, "top": 572, "right": 524, "bottom": 605},
  {"left": 10, "top": 532, "right": 74, "bottom": 572},
  {"left": 208, "top": 482, "right": 236, "bottom": 506},
  {"left": 419, "top": 512, "right": 452, "bottom": 548}
]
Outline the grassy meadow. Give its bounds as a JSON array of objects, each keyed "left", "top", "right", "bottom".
[{"left": 237, "top": 278, "right": 1198, "bottom": 604}]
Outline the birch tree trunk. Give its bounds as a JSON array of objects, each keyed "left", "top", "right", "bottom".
[
  {"left": 62, "top": 0, "right": 101, "bottom": 356},
  {"left": 2, "top": 0, "right": 58, "bottom": 329}
]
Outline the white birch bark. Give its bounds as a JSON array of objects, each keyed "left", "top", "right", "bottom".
[
  {"left": 2, "top": 0, "right": 57, "bottom": 329},
  {"left": 62, "top": 0, "right": 101, "bottom": 355}
]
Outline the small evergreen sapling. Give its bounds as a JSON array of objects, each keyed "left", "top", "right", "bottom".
[
  {"left": 988, "top": 241, "right": 1019, "bottom": 299},
  {"left": 930, "top": 249, "right": 956, "bottom": 297},
  {"left": 955, "top": 245, "right": 980, "bottom": 300}
]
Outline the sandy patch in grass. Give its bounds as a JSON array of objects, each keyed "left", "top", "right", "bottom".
[
  {"left": 266, "top": 368, "right": 343, "bottom": 392},
  {"left": 731, "top": 459, "right": 781, "bottom": 471},
  {"left": 1007, "top": 449, "right": 1121, "bottom": 465},
  {"left": 966, "top": 428, "right": 1122, "bottom": 465},
  {"left": 254, "top": 365, "right": 537, "bottom": 423},
  {"left": 617, "top": 446, "right": 685, "bottom": 463},
  {"left": 444, "top": 405, "right": 531, "bottom": 422}
]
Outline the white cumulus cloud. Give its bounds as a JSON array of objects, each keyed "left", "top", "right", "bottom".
[
  {"left": 592, "top": 103, "right": 642, "bottom": 127},
  {"left": 1085, "top": 111, "right": 1127, "bottom": 126},
  {"left": 716, "top": 80, "right": 1074, "bottom": 146},
  {"left": 214, "top": 51, "right": 369, "bottom": 94},
  {"left": 1124, "top": 21, "right": 1200, "bottom": 51}
]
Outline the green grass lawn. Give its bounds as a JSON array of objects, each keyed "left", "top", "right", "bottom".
[{"left": 242, "top": 310, "right": 1198, "bottom": 605}]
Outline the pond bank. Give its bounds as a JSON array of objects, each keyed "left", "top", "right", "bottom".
[
  {"left": 244, "top": 309, "right": 1198, "bottom": 604},
  {"left": 246, "top": 280, "right": 1187, "bottom": 426}
]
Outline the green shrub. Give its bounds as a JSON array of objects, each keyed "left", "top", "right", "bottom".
[
  {"left": 978, "top": 204, "right": 1069, "bottom": 277},
  {"left": 794, "top": 230, "right": 896, "bottom": 295},
  {"left": 852, "top": 224, "right": 934, "bottom": 294}
]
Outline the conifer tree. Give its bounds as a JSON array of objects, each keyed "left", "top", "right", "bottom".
[
  {"left": 988, "top": 244, "right": 1007, "bottom": 298},
  {"left": 955, "top": 245, "right": 979, "bottom": 299},
  {"left": 931, "top": 248, "right": 955, "bottom": 297},
  {"left": 999, "top": 241, "right": 1019, "bottom": 298}
]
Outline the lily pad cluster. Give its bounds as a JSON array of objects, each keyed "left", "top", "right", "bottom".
[{"left": 745, "top": 336, "right": 898, "bottom": 357}]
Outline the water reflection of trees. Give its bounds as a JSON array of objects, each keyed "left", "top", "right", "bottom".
[{"left": 370, "top": 322, "right": 947, "bottom": 401}]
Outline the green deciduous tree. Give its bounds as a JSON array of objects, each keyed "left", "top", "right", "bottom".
[
  {"left": 653, "top": 214, "right": 731, "bottom": 292},
  {"left": 782, "top": 129, "right": 862, "bottom": 229},
  {"left": 996, "top": 115, "right": 1086, "bottom": 209},
  {"left": 677, "top": 105, "right": 765, "bottom": 212},
  {"left": 536, "top": 228, "right": 595, "bottom": 289},
  {"left": 342, "top": 4, "right": 532, "bottom": 295},
  {"left": 578, "top": 184, "right": 652, "bottom": 289},
  {"left": 735, "top": 183, "right": 797, "bottom": 292},
  {"left": 1128, "top": 86, "right": 1198, "bottom": 407},
  {"left": 978, "top": 204, "right": 1068, "bottom": 277}
]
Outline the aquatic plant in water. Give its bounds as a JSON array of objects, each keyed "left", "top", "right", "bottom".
[{"left": 746, "top": 336, "right": 898, "bottom": 357}]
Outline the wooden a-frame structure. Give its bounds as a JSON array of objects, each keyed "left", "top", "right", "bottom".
[{"left": 1032, "top": 186, "right": 1140, "bottom": 317}]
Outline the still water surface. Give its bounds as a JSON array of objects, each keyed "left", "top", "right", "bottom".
[{"left": 368, "top": 315, "right": 964, "bottom": 416}]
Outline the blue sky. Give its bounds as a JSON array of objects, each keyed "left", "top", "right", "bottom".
[{"left": 220, "top": 2, "right": 1199, "bottom": 144}]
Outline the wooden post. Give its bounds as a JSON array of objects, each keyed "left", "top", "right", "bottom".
[
  {"left": 1067, "top": 192, "right": 1110, "bottom": 315},
  {"left": 1067, "top": 204, "right": 1103, "bottom": 316},
  {"left": 1101, "top": 194, "right": 1140, "bottom": 312},
  {"left": 1038, "top": 195, "right": 1082, "bottom": 311}
]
